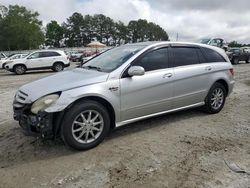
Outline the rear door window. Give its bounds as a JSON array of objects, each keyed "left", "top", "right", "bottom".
[
  {"left": 171, "top": 47, "right": 200, "bottom": 67},
  {"left": 48, "top": 51, "right": 61, "bottom": 57},
  {"left": 39, "top": 52, "right": 51, "bottom": 58}
]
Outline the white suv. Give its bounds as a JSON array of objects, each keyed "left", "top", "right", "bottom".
[{"left": 4, "top": 50, "right": 70, "bottom": 75}]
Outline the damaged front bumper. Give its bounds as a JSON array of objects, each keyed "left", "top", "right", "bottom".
[{"left": 14, "top": 105, "right": 55, "bottom": 139}]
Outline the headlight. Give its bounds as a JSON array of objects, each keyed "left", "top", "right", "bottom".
[{"left": 31, "top": 94, "right": 60, "bottom": 114}]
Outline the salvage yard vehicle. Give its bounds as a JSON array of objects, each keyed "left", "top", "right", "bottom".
[
  {"left": 13, "top": 42, "right": 234, "bottom": 150},
  {"left": 228, "top": 48, "right": 250, "bottom": 64},
  {"left": 4, "top": 50, "right": 70, "bottom": 75},
  {"left": 199, "top": 38, "right": 228, "bottom": 51},
  {"left": 0, "top": 53, "right": 27, "bottom": 69},
  {"left": 0, "top": 52, "right": 7, "bottom": 60}
]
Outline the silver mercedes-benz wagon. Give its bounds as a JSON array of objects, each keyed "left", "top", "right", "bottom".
[{"left": 13, "top": 42, "right": 235, "bottom": 150}]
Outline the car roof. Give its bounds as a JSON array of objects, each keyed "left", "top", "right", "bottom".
[
  {"left": 124, "top": 41, "right": 229, "bottom": 61},
  {"left": 31, "top": 50, "right": 65, "bottom": 54},
  {"left": 126, "top": 41, "right": 223, "bottom": 50}
]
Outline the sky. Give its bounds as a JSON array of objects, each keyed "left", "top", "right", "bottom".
[{"left": 1, "top": 0, "right": 250, "bottom": 43}]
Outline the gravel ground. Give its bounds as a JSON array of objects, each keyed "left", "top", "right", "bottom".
[{"left": 0, "top": 63, "right": 249, "bottom": 188}]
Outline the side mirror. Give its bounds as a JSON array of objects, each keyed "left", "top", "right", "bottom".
[{"left": 128, "top": 66, "right": 145, "bottom": 77}]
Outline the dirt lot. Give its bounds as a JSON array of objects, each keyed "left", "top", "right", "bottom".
[{"left": 0, "top": 64, "right": 250, "bottom": 188}]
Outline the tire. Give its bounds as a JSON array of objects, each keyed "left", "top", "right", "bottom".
[
  {"left": 245, "top": 57, "right": 250, "bottom": 64},
  {"left": 14, "top": 65, "right": 26, "bottom": 75},
  {"left": 2, "top": 63, "right": 6, "bottom": 69},
  {"left": 232, "top": 57, "right": 239, "bottom": 65},
  {"left": 53, "top": 62, "right": 64, "bottom": 72},
  {"left": 61, "top": 100, "right": 110, "bottom": 150},
  {"left": 203, "top": 82, "right": 226, "bottom": 114},
  {"left": 203, "top": 82, "right": 227, "bottom": 114}
]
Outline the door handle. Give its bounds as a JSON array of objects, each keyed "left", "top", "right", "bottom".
[
  {"left": 205, "top": 66, "right": 212, "bottom": 71},
  {"left": 163, "top": 73, "right": 173, "bottom": 78}
]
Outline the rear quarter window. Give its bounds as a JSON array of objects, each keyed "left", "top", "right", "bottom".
[{"left": 201, "top": 47, "right": 226, "bottom": 62}]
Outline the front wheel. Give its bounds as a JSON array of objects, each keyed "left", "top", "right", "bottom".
[
  {"left": 61, "top": 101, "right": 110, "bottom": 150},
  {"left": 2, "top": 63, "right": 6, "bottom": 69},
  {"left": 14, "top": 65, "right": 26, "bottom": 75},
  {"left": 203, "top": 82, "right": 226, "bottom": 114}
]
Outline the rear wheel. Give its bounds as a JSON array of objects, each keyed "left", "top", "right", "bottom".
[
  {"left": 14, "top": 65, "right": 26, "bottom": 75},
  {"left": 203, "top": 82, "right": 226, "bottom": 114},
  {"left": 61, "top": 100, "right": 110, "bottom": 150},
  {"left": 53, "top": 62, "right": 64, "bottom": 72}
]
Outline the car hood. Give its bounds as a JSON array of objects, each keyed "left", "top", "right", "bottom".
[{"left": 19, "top": 68, "right": 109, "bottom": 102}]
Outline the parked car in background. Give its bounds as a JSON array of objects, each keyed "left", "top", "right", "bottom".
[
  {"left": 228, "top": 48, "right": 250, "bottom": 64},
  {"left": 77, "top": 49, "right": 111, "bottom": 67},
  {"left": 199, "top": 38, "right": 228, "bottom": 51},
  {"left": 13, "top": 42, "right": 234, "bottom": 150},
  {"left": 0, "top": 53, "right": 28, "bottom": 69},
  {"left": 0, "top": 52, "right": 7, "bottom": 60},
  {"left": 70, "top": 52, "right": 84, "bottom": 62},
  {"left": 76, "top": 54, "right": 96, "bottom": 67},
  {"left": 4, "top": 50, "right": 70, "bottom": 75},
  {"left": 241, "top": 47, "right": 250, "bottom": 53}
]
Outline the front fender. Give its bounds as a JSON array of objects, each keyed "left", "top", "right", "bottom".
[{"left": 44, "top": 80, "right": 121, "bottom": 121}]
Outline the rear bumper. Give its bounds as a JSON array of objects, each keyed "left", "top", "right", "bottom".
[{"left": 65, "top": 63, "right": 70, "bottom": 67}]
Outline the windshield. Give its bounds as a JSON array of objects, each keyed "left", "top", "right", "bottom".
[
  {"left": 83, "top": 45, "right": 145, "bottom": 72},
  {"left": 200, "top": 39, "right": 211, "bottom": 44}
]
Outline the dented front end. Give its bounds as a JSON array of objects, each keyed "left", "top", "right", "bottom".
[{"left": 13, "top": 90, "right": 60, "bottom": 139}]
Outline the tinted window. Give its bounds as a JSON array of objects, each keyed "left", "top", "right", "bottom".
[
  {"left": 197, "top": 49, "right": 206, "bottom": 63},
  {"left": 202, "top": 47, "right": 226, "bottom": 62},
  {"left": 48, "top": 51, "right": 61, "bottom": 57},
  {"left": 172, "top": 47, "right": 200, "bottom": 67},
  {"left": 39, "top": 52, "right": 49, "bottom": 57},
  {"left": 38, "top": 51, "right": 61, "bottom": 58},
  {"left": 230, "top": 49, "right": 240, "bottom": 53},
  {"left": 134, "top": 48, "right": 169, "bottom": 72}
]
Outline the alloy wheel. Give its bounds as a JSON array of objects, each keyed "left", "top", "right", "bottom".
[
  {"left": 210, "top": 88, "right": 224, "bottom": 110},
  {"left": 16, "top": 65, "right": 25, "bottom": 74},
  {"left": 55, "top": 64, "right": 63, "bottom": 71},
  {"left": 72, "top": 110, "right": 104, "bottom": 144}
]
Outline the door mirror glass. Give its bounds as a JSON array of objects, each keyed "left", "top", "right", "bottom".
[{"left": 128, "top": 66, "right": 145, "bottom": 76}]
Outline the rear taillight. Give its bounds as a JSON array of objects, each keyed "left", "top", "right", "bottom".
[{"left": 229, "top": 68, "right": 234, "bottom": 76}]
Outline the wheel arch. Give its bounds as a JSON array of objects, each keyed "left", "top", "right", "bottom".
[
  {"left": 53, "top": 61, "right": 65, "bottom": 66},
  {"left": 214, "top": 79, "right": 229, "bottom": 96},
  {"left": 66, "top": 96, "right": 116, "bottom": 130},
  {"left": 13, "top": 63, "right": 27, "bottom": 70}
]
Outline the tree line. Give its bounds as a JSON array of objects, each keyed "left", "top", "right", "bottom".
[
  {"left": 228, "top": 41, "right": 250, "bottom": 48},
  {"left": 0, "top": 4, "right": 169, "bottom": 51}
]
